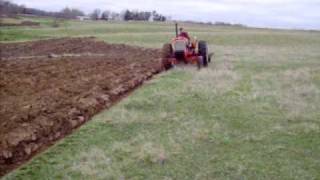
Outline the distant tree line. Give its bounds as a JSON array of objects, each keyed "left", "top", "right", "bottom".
[
  {"left": 179, "top": 20, "right": 246, "bottom": 28},
  {"left": 89, "top": 9, "right": 166, "bottom": 21},
  {"left": 57, "top": 7, "right": 85, "bottom": 19},
  {"left": 1, "top": 0, "right": 51, "bottom": 16},
  {"left": 0, "top": 0, "right": 84, "bottom": 19},
  {"left": 88, "top": 9, "right": 122, "bottom": 21},
  {"left": 123, "top": 10, "right": 166, "bottom": 21},
  {"left": 1, "top": 0, "right": 246, "bottom": 25},
  {"left": 213, "top": 21, "right": 246, "bottom": 27},
  {"left": 0, "top": 0, "right": 167, "bottom": 22}
]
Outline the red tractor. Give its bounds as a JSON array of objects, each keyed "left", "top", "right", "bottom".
[{"left": 162, "top": 23, "right": 212, "bottom": 70}]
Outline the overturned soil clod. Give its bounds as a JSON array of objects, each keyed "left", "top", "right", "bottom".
[{"left": 0, "top": 37, "right": 162, "bottom": 175}]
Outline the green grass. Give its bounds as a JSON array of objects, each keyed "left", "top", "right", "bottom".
[{"left": 2, "top": 17, "right": 320, "bottom": 179}]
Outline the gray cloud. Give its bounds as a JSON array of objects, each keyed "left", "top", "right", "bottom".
[{"left": 11, "top": 0, "right": 320, "bottom": 29}]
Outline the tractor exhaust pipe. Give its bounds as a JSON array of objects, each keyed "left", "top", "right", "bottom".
[{"left": 175, "top": 23, "right": 178, "bottom": 37}]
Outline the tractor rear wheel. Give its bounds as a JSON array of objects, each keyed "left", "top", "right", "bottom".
[
  {"left": 162, "top": 43, "right": 173, "bottom": 70},
  {"left": 198, "top": 41, "right": 208, "bottom": 67}
]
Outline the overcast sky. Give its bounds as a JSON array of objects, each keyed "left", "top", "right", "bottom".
[{"left": 11, "top": 0, "right": 320, "bottom": 30}]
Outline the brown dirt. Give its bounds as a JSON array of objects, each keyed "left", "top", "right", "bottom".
[
  {"left": 0, "top": 37, "right": 162, "bottom": 176},
  {"left": 0, "top": 21, "right": 40, "bottom": 27}
]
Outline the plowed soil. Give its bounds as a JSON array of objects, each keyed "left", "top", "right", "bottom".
[
  {"left": 0, "top": 21, "right": 40, "bottom": 27},
  {"left": 0, "top": 37, "right": 162, "bottom": 175}
]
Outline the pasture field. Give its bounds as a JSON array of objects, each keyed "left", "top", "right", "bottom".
[{"left": 1, "top": 16, "right": 320, "bottom": 179}]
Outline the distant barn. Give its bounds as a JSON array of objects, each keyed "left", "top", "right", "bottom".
[{"left": 77, "top": 16, "right": 90, "bottom": 21}]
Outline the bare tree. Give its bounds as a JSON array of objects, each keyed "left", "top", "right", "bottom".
[
  {"left": 109, "top": 12, "right": 120, "bottom": 20},
  {"left": 101, "top": 10, "right": 110, "bottom": 20},
  {"left": 59, "top": 7, "right": 84, "bottom": 19},
  {"left": 90, "top": 9, "right": 101, "bottom": 20}
]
